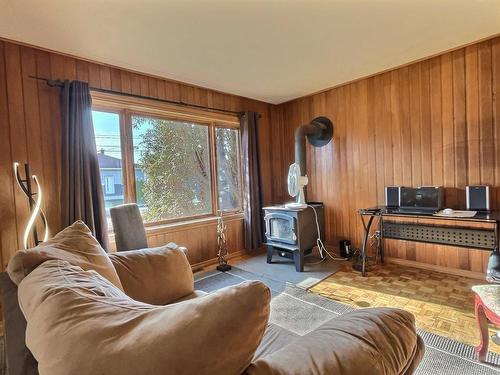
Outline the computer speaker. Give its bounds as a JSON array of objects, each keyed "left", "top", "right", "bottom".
[
  {"left": 385, "top": 186, "right": 401, "bottom": 208},
  {"left": 466, "top": 186, "right": 490, "bottom": 212}
]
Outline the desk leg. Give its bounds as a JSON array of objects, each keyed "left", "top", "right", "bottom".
[
  {"left": 379, "top": 216, "right": 384, "bottom": 264},
  {"left": 495, "top": 223, "right": 499, "bottom": 252},
  {"left": 360, "top": 215, "right": 374, "bottom": 277}
]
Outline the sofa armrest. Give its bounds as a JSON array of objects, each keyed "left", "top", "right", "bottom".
[
  {"left": 19, "top": 261, "right": 271, "bottom": 375},
  {"left": 0, "top": 272, "right": 38, "bottom": 375},
  {"left": 109, "top": 243, "right": 194, "bottom": 305},
  {"left": 246, "top": 308, "right": 424, "bottom": 375}
]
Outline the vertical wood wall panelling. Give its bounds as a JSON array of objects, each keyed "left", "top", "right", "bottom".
[
  {"left": 20, "top": 47, "right": 44, "bottom": 242},
  {"left": 0, "top": 40, "right": 272, "bottom": 270},
  {"left": 441, "top": 52, "right": 456, "bottom": 208},
  {"left": 35, "top": 49, "right": 61, "bottom": 240},
  {"left": 452, "top": 49, "right": 467, "bottom": 209},
  {"left": 493, "top": 39, "right": 500, "bottom": 215},
  {"left": 478, "top": 41, "right": 495, "bottom": 269},
  {"left": 420, "top": 60, "right": 432, "bottom": 186},
  {"left": 466, "top": 45, "right": 480, "bottom": 186},
  {"left": 5, "top": 43, "right": 29, "bottom": 259},
  {"left": 274, "top": 36, "right": 500, "bottom": 275},
  {"left": 451, "top": 50, "right": 469, "bottom": 270},
  {"left": 0, "top": 41, "right": 15, "bottom": 269}
]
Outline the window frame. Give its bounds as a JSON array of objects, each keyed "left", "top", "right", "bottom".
[
  {"left": 91, "top": 91, "right": 243, "bottom": 228},
  {"left": 213, "top": 124, "right": 245, "bottom": 214}
]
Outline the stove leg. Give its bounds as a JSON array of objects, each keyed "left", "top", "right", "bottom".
[
  {"left": 293, "top": 250, "right": 304, "bottom": 272},
  {"left": 266, "top": 246, "right": 274, "bottom": 264}
]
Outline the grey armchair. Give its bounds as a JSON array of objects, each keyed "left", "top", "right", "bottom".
[{"left": 110, "top": 203, "right": 148, "bottom": 251}]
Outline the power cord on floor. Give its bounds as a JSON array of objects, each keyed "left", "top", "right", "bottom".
[{"left": 307, "top": 204, "right": 348, "bottom": 262}]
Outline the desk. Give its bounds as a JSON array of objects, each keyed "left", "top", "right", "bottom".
[{"left": 358, "top": 207, "right": 500, "bottom": 277}]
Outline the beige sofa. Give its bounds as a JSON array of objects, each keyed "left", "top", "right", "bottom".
[{"left": 4, "top": 221, "right": 424, "bottom": 375}]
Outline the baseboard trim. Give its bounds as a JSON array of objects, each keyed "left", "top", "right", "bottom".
[
  {"left": 385, "top": 257, "right": 486, "bottom": 280},
  {"left": 191, "top": 249, "right": 248, "bottom": 273}
]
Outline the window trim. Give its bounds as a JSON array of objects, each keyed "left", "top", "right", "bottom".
[
  {"left": 91, "top": 91, "right": 243, "bottom": 227},
  {"left": 92, "top": 91, "right": 240, "bottom": 127}
]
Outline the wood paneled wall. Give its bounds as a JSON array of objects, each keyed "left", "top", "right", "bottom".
[
  {"left": 273, "top": 36, "right": 500, "bottom": 275},
  {"left": 2, "top": 35, "right": 499, "bottom": 275},
  {"left": 137, "top": 217, "right": 244, "bottom": 266},
  {"left": 0, "top": 40, "right": 272, "bottom": 270}
]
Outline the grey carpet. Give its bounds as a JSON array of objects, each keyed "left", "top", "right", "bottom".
[
  {"left": 195, "top": 270, "right": 500, "bottom": 375},
  {"left": 234, "top": 252, "right": 341, "bottom": 289}
]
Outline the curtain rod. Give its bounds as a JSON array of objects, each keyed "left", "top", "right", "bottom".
[{"left": 29, "top": 75, "right": 248, "bottom": 117}]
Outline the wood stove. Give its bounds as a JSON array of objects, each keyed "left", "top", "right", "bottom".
[{"left": 263, "top": 203, "right": 325, "bottom": 272}]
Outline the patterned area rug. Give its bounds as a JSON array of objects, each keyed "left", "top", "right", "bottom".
[{"left": 195, "top": 268, "right": 500, "bottom": 375}]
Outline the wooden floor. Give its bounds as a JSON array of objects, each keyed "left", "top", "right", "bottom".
[{"left": 309, "top": 262, "right": 500, "bottom": 354}]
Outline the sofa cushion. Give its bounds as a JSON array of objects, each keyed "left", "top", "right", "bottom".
[
  {"left": 18, "top": 260, "right": 271, "bottom": 375},
  {"left": 253, "top": 323, "right": 299, "bottom": 360},
  {"left": 7, "top": 221, "right": 123, "bottom": 291},
  {"left": 246, "top": 307, "right": 424, "bottom": 375},
  {"left": 109, "top": 244, "right": 193, "bottom": 305}
]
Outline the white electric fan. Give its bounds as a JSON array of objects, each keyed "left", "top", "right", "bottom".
[{"left": 285, "top": 163, "right": 308, "bottom": 209}]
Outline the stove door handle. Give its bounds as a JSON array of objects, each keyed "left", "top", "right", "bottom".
[{"left": 264, "top": 215, "right": 270, "bottom": 238}]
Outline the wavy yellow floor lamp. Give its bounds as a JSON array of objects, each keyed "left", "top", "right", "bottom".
[{"left": 13, "top": 162, "right": 49, "bottom": 249}]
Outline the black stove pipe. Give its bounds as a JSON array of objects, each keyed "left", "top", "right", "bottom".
[
  {"left": 294, "top": 116, "right": 334, "bottom": 176},
  {"left": 293, "top": 116, "right": 334, "bottom": 201},
  {"left": 294, "top": 123, "right": 320, "bottom": 175}
]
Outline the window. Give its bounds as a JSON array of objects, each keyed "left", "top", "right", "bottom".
[
  {"left": 91, "top": 93, "right": 243, "bottom": 226},
  {"left": 216, "top": 127, "right": 242, "bottom": 211},
  {"left": 132, "top": 115, "right": 212, "bottom": 222},
  {"left": 92, "top": 110, "right": 124, "bottom": 218}
]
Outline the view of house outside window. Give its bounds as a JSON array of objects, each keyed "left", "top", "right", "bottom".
[{"left": 92, "top": 110, "right": 124, "bottom": 219}]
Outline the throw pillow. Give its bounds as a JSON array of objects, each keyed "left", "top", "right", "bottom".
[{"left": 7, "top": 220, "right": 123, "bottom": 291}]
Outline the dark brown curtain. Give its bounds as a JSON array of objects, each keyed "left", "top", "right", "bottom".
[
  {"left": 60, "top": 81, "right": 109, "bottom": 249},
  {"left": 240, "top": 111, "right": 263, "bottom": 250}
]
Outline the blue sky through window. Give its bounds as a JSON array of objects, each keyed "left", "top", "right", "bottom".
[
  {"left": 92, "top": 110, "right": 151, "bottom": 163},
  {"left": 131, "top": 117, "right": 153, "bottom": 165},
  {"left": 92, "top": 111, "right": 121, "bottom": 159}
]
